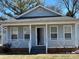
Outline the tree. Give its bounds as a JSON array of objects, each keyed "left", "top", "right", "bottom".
[
  {"left": 61, "top": 0, "right": 79, "bottom": 17},
  {"left": 0, "top": 0, "right": 42, "bottom": 18},
  {"left": 47, "top": 6, "right": 62, "bottom": 14},
  {"left": 0, "top": 16, "right": 7, "bottom": 20}
]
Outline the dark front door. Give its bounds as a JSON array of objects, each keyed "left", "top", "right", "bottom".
[{"left": 37, "top": 28, "right": 44, "bottom": 46}]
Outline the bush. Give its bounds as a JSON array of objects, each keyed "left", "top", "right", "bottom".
[{"left": 2, "top": 43, "right": 12, "bottom": 53}]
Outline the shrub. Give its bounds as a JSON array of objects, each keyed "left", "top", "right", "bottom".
[{"left": 2, "top": 43, "right": 12, "bottom": 53}]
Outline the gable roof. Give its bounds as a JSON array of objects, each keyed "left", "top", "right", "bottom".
[{"left": 16, "top": 5, "right": 62, "bottom": 19}]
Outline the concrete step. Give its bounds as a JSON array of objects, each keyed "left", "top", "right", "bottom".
[
  {"left": 31, "top": 46, "right": 46, "bottom": 50},
  {"left": 31, "top": 46, "right": 46, "bottom": 54}
]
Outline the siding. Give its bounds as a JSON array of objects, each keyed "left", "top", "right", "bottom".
[
  {"left": 31, "top": 26, "right": 36, "bottom": 46},
  {"left": 31, "top": 25, "right": 46, "bottom": 46},
  {"left": 31, "top": 24, "right": 75, "bottom": 48},
  {"left": 7, "top": 26, "right": 29, "bottom": 48},
  {"left": 21, "top": 7, "right": 58, "bottom": 18},
  {"left": 3, "top": 24, "right": 76, "bottom": 48},
  {"left": 48, "top": 24, "right": 75, "bottom": 48}
]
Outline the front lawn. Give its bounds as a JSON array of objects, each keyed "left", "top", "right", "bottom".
[{"left": 0, "top": 54, "right": 79, "bottom": 59}]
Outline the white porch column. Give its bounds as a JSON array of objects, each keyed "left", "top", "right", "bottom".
[
  {"left": 0, "top": 25, "right": 4, "bottom": 46},
  {"left": 75, "top": 24, "right": 78, "bottom": 48},
  {"left": 29, "top": 25, "right": 32, "bottom": 53},
  {"left": 46, "top": 24, "right": 48, "bottom": 54}
]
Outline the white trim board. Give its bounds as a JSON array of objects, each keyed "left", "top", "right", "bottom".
[{"left": 2, "top": 21, "right": 76, "bottom": 27}]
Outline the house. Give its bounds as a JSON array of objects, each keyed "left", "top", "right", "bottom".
[{"left": 0, "top": 5, "right": 79, "bottom": 54}]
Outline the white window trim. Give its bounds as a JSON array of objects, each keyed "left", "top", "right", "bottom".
[
  {"left": 63, "top": 25, "right": 72, "bottom": 40},
  {"left": 10, "top": 27, "right": 18, "bottom": 40},
  {"left": 50, "top": 25, "right": 58, "bottom": 40},
  {"left": 23, "top": 27, "right": 30, "bottom": 40}
]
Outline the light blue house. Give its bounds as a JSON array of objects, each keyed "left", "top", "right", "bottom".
[{"left": 0, "top": 5, "right": 78, "bottom": 53}]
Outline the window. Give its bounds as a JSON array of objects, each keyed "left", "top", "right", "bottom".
[
  {"left": 11, "top": 27, "right": 18, "bottom": 39},
  {"left": 12, "top": 34, "right": 17, "bottom": 39},
  {"left": 24, "top": 34, "right": 30, "bottom": 39},
  {"left": 0, "top": 35, "right": 1, "bottom": 40},
  {"left": 50, "top": 26, "right": 57, "bottom": 40},
  {"left": 23, "top": 27, "right": 30, "bottom": 40},
  {"left": 64, "top": 25, "right": 72, "bottom": 40}
]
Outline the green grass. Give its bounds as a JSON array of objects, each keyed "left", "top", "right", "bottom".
[{"left": 0, "top": 54, "right": 79, "bottom": 59}]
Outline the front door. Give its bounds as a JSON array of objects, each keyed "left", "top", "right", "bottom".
[{"left": 36, "top": 27, "right": 44, "bottom": 46}]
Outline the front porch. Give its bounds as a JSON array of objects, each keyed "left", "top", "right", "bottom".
[{"left": 0, "top": 21, "right": 78, "bottom": 54}]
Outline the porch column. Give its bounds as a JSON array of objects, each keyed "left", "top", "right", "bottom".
[
  {"left": 0, "top": 25, "right": 4, "bottom": 45},
  {"left": 46, "top": 24, "right": 48, "bottom": 53},
  {"left": 29, "top": 25, "right": 32, "bottom": 53},
  {"left": 75, "top": 24, "right": 78, "bottom": 48}
]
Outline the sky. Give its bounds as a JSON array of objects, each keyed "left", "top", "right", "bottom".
[
  {"left": 0, "top": 0, "right": 67, "bottom": 16},
  {"left": 45, "top": 0, "right": 79, "bottom": 18},
  {"left": 0, "top": 0, "right": 58, "bottom": 16},
  {"left": 0, "top": 0, "right": 79, "bottom": 18},
  {"left": 45, "top": 0, "right": 58, "bottom": 6},
  {"left": 44, "top": 0, "right": 67, "bottom": 15}
]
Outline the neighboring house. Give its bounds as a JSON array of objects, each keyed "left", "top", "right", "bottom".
[{"left": 0, "top": 5, "right": 79, "bottom": 54}]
